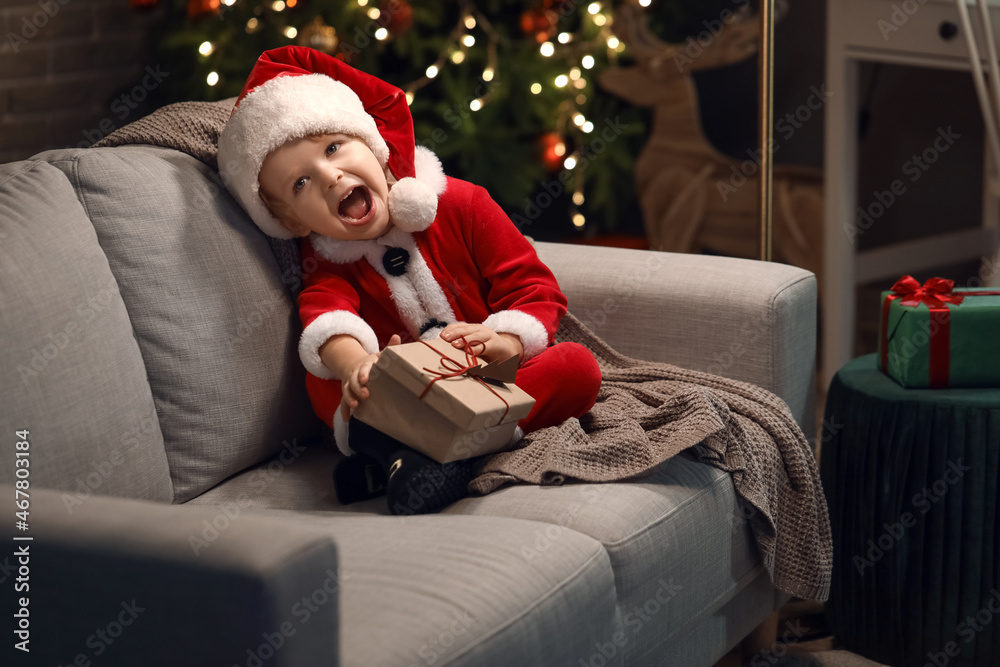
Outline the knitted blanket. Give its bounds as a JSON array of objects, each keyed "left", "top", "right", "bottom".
[{"left": 93, "top": 101, "right": 832, "bottom": 601}]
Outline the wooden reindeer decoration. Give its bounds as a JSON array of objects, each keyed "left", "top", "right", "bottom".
[{"left": 599, "top": 2, "right": 823, "bottom": 288}]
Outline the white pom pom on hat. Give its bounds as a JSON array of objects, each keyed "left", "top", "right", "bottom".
[{"left": 217, "top": 46, "right": 446, "bottom": 239}]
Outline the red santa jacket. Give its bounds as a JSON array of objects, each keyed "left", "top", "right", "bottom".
[{"left": 296, "top": 176, "right": 568, "bottom": 423}]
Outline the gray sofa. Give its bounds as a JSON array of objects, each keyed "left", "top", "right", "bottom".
[{"left": 0, "top": 143, "right": 816, "bottom": 666}]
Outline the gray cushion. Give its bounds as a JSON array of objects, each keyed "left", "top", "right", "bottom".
[
  {"left": 35, "top": 145, "right": 323, "bottom": 502},
  {"left": 189, "top": 444, "right": 761, "bottom": 665},
  {"left": 188, "top": 442, "right": 349, "bottom": 511},
  {"left": 266, "top": 511, "right": 619, "bottom": 667},
  {"left": 0, "top": 160, "right": 173, "bottom": 503},
  {"left": 444, "top": 451, "right": 763, "bottom": 662}
]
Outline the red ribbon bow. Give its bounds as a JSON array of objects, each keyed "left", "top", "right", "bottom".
[
  {"left": 888, "top": 275, "right": 966, "bottom": 309},
  {"left": 881, "top": 274, "right": 991, "bottom": 387},
  {"left": 881, "top": 275, "right": 959, "bottom": 388},
  {"left": 417, "top": 338, "right": 510, "bottom": 427},
  {"left": 881, "top": 275, "right": 1000, "bottom": 387}
]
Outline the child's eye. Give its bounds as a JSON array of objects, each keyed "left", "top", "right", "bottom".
[
  {"left": 293, "top": 177, "right": 307, "bottom": 193},
  {"left": 326, "top": 142, "right": 340, "bottom": 156}
]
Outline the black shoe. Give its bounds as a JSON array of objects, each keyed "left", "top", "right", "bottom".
[
  {"left": 333, "top": 453, "right": 387, "bottom": 505},
  {"left": 385, "top": 448, "right": 479, "bottom": 516}
]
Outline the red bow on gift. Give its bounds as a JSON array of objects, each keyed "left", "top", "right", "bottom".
[
  {"left": 882, "top": 275, "right": 1000, "bottom": 387},
  {"left": 881, "top": 276, "right": 964, "bottom": 388},
  {"left": 417, "top": 338, "right": 511, "bottom": 426},
  {"left": 889, "top": 275, "right": 966, "bottom": 308}
]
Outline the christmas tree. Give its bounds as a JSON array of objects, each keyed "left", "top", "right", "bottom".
[{"left": 143, "top": 0, "right": 737, "bottom": 240}]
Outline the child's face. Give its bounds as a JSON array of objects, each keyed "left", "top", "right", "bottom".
[{"left": 258, "top": 133, "right": 391, "bottom": 240}]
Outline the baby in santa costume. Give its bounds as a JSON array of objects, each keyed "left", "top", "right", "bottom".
[{"left": 218, "top": 46, "right": 601, "bottom": 515}]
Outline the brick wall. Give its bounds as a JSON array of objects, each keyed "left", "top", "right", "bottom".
[{"left": 0, "top": 0, "right": 163, "bottom": 162}]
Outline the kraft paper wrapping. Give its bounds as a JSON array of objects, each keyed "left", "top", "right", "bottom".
[{"left": 354, "top": 340, "right": 535, "bottom": 463}]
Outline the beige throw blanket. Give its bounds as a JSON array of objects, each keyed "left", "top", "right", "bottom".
[{"left": 95, "top": 101, "right": 832, "bottom": 601}]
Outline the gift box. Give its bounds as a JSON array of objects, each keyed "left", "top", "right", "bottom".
[
  {"left": 353, "top": 339, "right": 535, "bottom": 462},
  {"left": 878, "top": 275, "right": 1000, "bottom": 388}
]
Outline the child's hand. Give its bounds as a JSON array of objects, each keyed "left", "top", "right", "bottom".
[
  {"left": 440, "top": 323, "right": 523, "bottom": 364},
  {"left": 340, "top": 334, "right": 402, "bottom": 421}
]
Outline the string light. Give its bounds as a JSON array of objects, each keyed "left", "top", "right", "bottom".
[
  {"left": 332, "top": 0, "right": 612, "bottom": 229},
  {"left": 271, "top": 1, "right": 285, "bottom": 11},
  {"left": 207, "top": 71, "right": 219, "bottom": 86},
  {"left": 402, "top": 8, "right": 501, "bottom": 106},
  {"left": 638, "top": 0, "right": 651, "bottom": 5},
  {"left": 198, "top": 41, "right": 214, "bottom": 56},
  {"left": 284, "top": 26, "right": 297, "bottom": 38}
]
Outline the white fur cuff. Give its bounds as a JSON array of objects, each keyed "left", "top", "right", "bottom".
[
  {"left": 333, "top": 409, "right": 353, "bottom": 456},
  {"left": 482, "top": 310, "right": 549, "bottom": 361},
  {"left": 299, "top": 311, "right": 379, "bottom": 379}
]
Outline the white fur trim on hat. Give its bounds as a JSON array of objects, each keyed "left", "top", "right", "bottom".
[
  {"left": 299, "top": 310, "right": 379, "bottom": 379},
  {"left": 482, "top": 310, "right": 549, "bottom": 361},
  {"left": 218, "top": 73, "right": 390, "bottom": 239}
]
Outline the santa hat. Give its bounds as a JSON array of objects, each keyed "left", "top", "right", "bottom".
[{"left": 218, "top": 46, "right": 446, "bottom": 240}]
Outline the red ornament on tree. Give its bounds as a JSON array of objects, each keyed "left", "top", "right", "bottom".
[
  {"left": 381, "top": 0, "right": 414, "bottom": 36},
  {"left": 539, "top": 132, "right": 566, "bottom": 172},
  {"left": 520, "top": 6, "right": 557, "bottom": 43},
  {"left": 186, "top": 0, "right": 220, "bottom": 20}
]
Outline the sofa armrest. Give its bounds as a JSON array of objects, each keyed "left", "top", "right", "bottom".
[
  {"left": 3, "top": 485, "right": 339, "bottom": 666},
  {"left": 535, "top": 242, "right": 816, "bottom": 434}
]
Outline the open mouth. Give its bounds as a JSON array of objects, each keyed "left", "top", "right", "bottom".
[{"left": 338, "top": 186, "right": 374, "bottom": 225}]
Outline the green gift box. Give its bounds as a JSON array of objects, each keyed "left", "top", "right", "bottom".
[{"left": 878, "top": 275, "right": 1000, "bottom": 388}]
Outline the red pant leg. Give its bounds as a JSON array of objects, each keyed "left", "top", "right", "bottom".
[{"left": 514, "top": 342, "right": 601, "bottom": 433}]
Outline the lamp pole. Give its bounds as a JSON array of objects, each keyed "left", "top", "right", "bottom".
[{"left": 759, "top": 0, "right": 775, "bottom": 262}]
